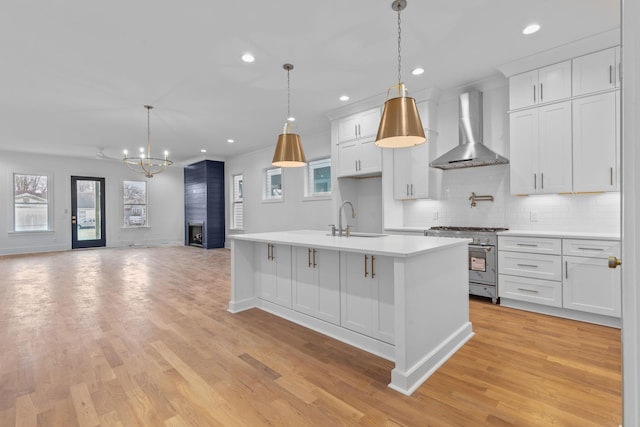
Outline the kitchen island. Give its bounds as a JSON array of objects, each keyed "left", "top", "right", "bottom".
[{"left": 228, "top": 230, "right": 472, "bottom": 395}]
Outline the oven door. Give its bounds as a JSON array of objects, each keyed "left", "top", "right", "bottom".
[{"left": 468, "top": 244, "right": 496, "bottom": 284}]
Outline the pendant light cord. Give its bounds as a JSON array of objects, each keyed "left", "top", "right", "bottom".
[
  {"left": 287, "top": 67, "right": 291, "bottom": 120},
  {"left": 397, "top": 0, "right": 402, "bottom": 86}
]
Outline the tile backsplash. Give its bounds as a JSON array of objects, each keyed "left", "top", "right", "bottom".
[{"left": 403, "top": 164, "right": 620, "bottom": 233}]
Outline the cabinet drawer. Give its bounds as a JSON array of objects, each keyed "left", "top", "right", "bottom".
[
  {"left": 498, "top": 236, "right": 561, "bottom": 255},
  {"left": 562, "top": 239, "right": 620, "bottom": 258},
  {"left": 498, "top": 251, "right": 562, "bottom": 281},
  {"left": 499, "top": 274, "right": 562, "bottom": 307}
]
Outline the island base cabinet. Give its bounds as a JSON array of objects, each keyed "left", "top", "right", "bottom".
[
  {"left": 563, "top": 256, "right": 621, "bottom": 317},
  {"left": 292, "top": 247, "right": 340, "bottom": 325},
  {"left": 340, "top": 252, "right": 394, "bottom": 344},
  {"left": 255, "top": 243, "right": 292, "bottom": 308}
]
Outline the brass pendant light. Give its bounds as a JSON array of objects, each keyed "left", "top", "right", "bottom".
[
  {"left": 375, "top": 0, "right": 426, "bottom": 148},
  {"left": 272, "top": 63, "right": 307, "bottom": 167}
]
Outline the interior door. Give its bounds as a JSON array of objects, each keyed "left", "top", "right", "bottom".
[{"left": 71, "top": 176, "right": 106, "bottom": 249}]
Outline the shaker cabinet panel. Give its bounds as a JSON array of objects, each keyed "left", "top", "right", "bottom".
[
  {"left": 563, "top": 256, "right": 621, "bottom": 317},
  {"left": 292, "top": 247, "right": 340, "bottom": 325},
  {"left": 572, "top": 47, "right": 619, "bottom": 96},
  {"left": 572, "top": 91, "right": 618, "bottom": 192},
  {"left": 256, "top": 243, "right": 292, "bottom": 308}
]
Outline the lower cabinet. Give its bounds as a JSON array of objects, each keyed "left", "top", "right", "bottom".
[
  {"left": 292, "top": 247, "right": 340, "bottom": 325},
  {"left": 340, "top": 252, "right": 394, "bottom": 344},
  {"left": 256, "top": 243, "right": 292, "bottom": 308},
  {"left": 563, "top": 255, "right": 621, "bottom": 317},
  {"left": 498, "top": 235, "right": 621, "bottom": 324}
]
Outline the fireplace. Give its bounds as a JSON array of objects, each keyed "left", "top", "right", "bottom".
[{"left": 188, "top": 222, "right": 203, "bottom": 247}]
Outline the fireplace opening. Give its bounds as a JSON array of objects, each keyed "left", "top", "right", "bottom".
[{"left": 188, "top": 223, "right": 203, "bottom": 247}]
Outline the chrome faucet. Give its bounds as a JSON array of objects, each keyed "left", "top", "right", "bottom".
[{"left": 338, "top": 200, "right": 355, "bottom": 237}]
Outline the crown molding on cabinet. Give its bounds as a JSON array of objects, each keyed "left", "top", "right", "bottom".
[{"left": 496, "top": 28, "right": 620, "bottom": 78}]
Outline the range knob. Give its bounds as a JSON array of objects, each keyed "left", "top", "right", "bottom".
[{"left": 472, "top": 237, "right": 480, "bottom": 244}]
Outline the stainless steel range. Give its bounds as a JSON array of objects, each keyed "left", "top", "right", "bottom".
[{"left": 425, "top": 226, "right": 508, "bottom": 303}]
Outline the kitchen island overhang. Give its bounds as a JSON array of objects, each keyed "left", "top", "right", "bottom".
[{"left": 228, "top": 230, "right": 473, "bottom": 395}]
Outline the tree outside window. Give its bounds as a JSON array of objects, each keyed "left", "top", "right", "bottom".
[{"left": 14, "top": 174, "right": 50, "bottom": 231}]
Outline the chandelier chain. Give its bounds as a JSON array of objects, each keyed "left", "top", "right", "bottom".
[
  {"left": 287, "top": 68, "right": 291, "bottom": 119},
  {"left": 397, "top": 0, "right": 402, "bottom": 85}
]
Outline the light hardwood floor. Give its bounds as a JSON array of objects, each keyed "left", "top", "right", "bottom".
[{"left": 0, "top": 246, "right": 621, "bottom": 426}]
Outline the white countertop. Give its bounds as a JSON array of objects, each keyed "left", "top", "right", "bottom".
[
  {"left": 498, "top": 229, "right": 620, "bottom": 240},
  {"left": 230, "top": 230, "right": 471, "bottom": 257}
]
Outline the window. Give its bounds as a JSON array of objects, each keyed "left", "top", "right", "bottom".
[
  {"left": 123, "top": 181, "right": 147, "bottom": 227},
  {"left": 264, "top": 167, "right": 283, "bottom": 200},
  {"left": 14, "top": 173, "right": 50, "bottom": 231},
  {"left": 306, "top": 158, "right": 331, "bottom": 197},
  {"left": 232, "top": 174, "right": 243, "bottom": 229}
]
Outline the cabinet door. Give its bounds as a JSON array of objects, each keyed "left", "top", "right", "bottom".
[
  {"left": 256, "top": 244, "right": 292, "bottom": 308},
  {"left": 572, "top": 92, "right": 618, "bottom": 192},
  {"left": 509, "top": 109, "right": 539, "bottom": 194},
  {"left": 393, "top": 148, "right": 412, "bottom": 199},
  {"left": 341, "top": 252, "right": 373, "bottom": 335},
  {"left": 337, "top": 114, "right": 359, "bottom": 144},
  {"left": 358, "top": 108, "right": 382, "bottom": 139},
  {"left": 340, "top": 253, "right": 394, "bottom": 344},
  {"left": 409, "top": 142, "right": 429, "bottom": 199},
  {"left": 563, "top": 256, "right": 621, "bottom": 317},
  {"left": 509, "top": 70, "right": 538, "bottom": 110},
  {"left": 337, "top": 140, "right": 358, "bottom": 177},
  {"left": 572, "top": 47, "right": 617, "bottom": 96},
  {"left": 538, "top": 61, "right": 572, "bottom": 104},
  {"left": 292, "top": 247, "right": 340, "bottom": 324},
  {"left": 537, "top": 101, "right": 573, "bottom": 193},
  {"left": 357, "top": 138, "right": 382, "bottom": 175},
  {"left": 370, "top": 255, "right": 394, "bottom": 344}
]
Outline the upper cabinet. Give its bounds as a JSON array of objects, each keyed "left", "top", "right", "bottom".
[
  {"left": 509, "top": 102, "right": 573, "bottom": 195},
  {"left": 572, "top": 47, "right": 620, "bottom": 96},
  {"left": 335, "top": 107, "right": 382, "bottom": 178},
  {"left": 507, "top": 46, "right": 620, "bottom": 195},
  {"left": 336, "top": 107, "right": 381, "bottom": 144},
  {"left": 509, "top": 61, "right": 572, "bottom": 110},
  {"left": 393, "top": 143, "right": 429, "bottom": 200}
]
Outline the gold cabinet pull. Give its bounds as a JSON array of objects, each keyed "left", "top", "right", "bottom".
[
  {"left": 371, "top": 256, "right": 376, "bottom": 279},
  {"left": 312, "top": 249, "right": 317, "bottom": 268},
  {"left": 364, "top": 255, "right": 368, "bottom": 277},
  {"left": 608, "top": 256, "right": 622, "bottom": 269}
]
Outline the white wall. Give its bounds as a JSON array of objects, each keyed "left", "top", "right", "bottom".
[
  {"left": 224, "top": 129, "right": 334, "bottom": 242},
  {"left": 400, "top": 77, "right": 620, "bottom": 234},
  {"left": 0, "top": 150, "right": 184, "bottom": 255}
]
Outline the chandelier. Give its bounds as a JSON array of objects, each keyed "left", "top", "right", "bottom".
[
  {"left": 375, "top": 0, "right": 426, "bottom": 148},
  {"left": 123, "top": 105, "right": 173, "bottom": 178}
]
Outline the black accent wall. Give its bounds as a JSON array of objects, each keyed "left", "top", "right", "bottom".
[{"left": 184, "top": 160, "right": 225, "bottom": 249}]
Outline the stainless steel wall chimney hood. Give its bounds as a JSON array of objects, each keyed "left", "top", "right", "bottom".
[{"left": 430, "top": 90, "right": 508, "bottom": 170}]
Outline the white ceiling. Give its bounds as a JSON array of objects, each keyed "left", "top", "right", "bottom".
[{"left": 0, "top": 0, "right": 620, "bottom": 164}]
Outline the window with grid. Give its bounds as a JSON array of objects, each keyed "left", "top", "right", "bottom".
[
  {"left": 14, "top": 173, "right": 51, "bottom": 231},
  {"left": 123, "top": 181, "right": 147, "bottom": 227},
  {"left": 264, "top": 167, "right": 283, "bottom": 200},
  {"left": 306, "top": 158, "right": 331, "bottom": 197},
  {"left": 232, "top": 174, "right": 243, "bottom": 229}
]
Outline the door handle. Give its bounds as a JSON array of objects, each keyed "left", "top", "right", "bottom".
[
  {"left": 608, "top": 256, "right": 621, "bottom": 269},
  {"left": 71, "top": 215, "right": 77, "bottom": 224}
]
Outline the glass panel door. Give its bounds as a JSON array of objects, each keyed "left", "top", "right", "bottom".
[{"left": 71, "top": 176, "right": 106, "bottom": 249}]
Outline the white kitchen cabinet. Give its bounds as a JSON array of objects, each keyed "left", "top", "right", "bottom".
[
  {"left": 562, "top": 238, "right": 621, "bottom": 317},
  {"left": 337, "top": 137, "right": 382, "bottom": 177},
  {"left": 256, "top": 243, "right": 292, "bottom": 308},
  {"left": 498, "top": 236, "right": 563, "bottom": 308},
  {"left": 337, "top": 107, "right": 381, "bottom": 144},
  {"left": 563, "top": 256, "right": 621, "bottom": 317},
  {"left": 572, "top": 47, "right": 620, "bottom": 96},
  {"left": 393, "top": 143, "right": 428, "bottom": 200},
  {"left": 292, "top": 246, "right": 340, "bottom": 325},
  {"left": 509, "top": 101, "right": 572, "bottom": 194},
  {"left": 340, "top": 252, "right": 394, "bottom": 344},
  {"left": 509, "top": 61, "right": 572, "bottom": 110},
  {"left": 573, "top": 91, "right": 618, "bottom": 192}
]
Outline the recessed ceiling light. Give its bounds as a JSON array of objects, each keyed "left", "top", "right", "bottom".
[
  {"left": 339, "top": 95, "right": 350, "bottom": 102},
  {"left": 227, "top": 139, "right": 235, "bottom": 144},
  {"left": 241, "top": 53, "right": 255, "bottom": 63},
  {"left": 201, "top": 149, "right": 207, "bottom": 153},
  {"left": 411, "top": 67, "right": 425, "bottom": 76},
  {"left": 287, "top": 116, "right": 295, "bottom": 122},
  {"left": 522, "top": 24, "right": 541, "bottom": 35}
]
